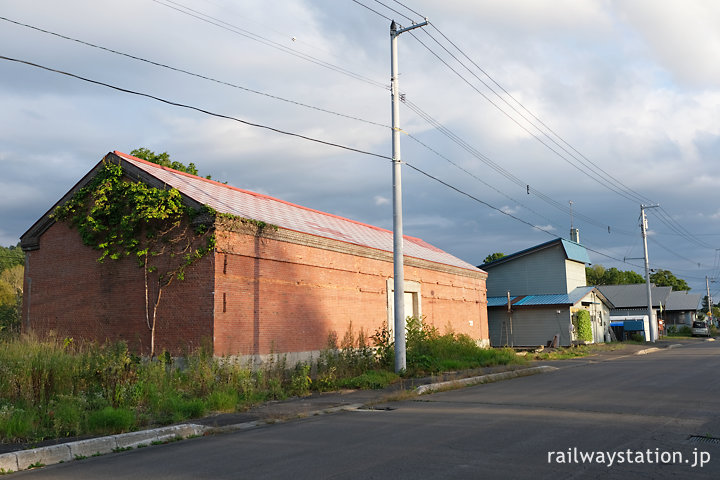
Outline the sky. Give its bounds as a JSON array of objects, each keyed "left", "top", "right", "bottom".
[{"left": 1, "top": 0, "right": 720, "bottom": 295}]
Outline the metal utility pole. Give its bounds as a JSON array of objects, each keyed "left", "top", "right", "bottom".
[
  {"left": 706, "top": 276, "right": 713, "bottom": 323},
  {"left": 640, "top": 204, "right": 659, "bottom": 342},
  {"left": 390, "top": 18, "right": 427, "bottom": 373}
]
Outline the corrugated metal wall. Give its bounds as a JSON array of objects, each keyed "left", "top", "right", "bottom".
[
  {"left": 489, "top": 307, "right": 572, "bottom": 347},
  {"left": 486, "top": 244, "right": 569, "bottom": 297}
]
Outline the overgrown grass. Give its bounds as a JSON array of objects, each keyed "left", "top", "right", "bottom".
[
  {"left": 373, "top": 317, "right": 528, "bottom": 376},
  {"left": 1, "top": 321, "right": 525, "bottom": 443},
  {"left": 532, "top": 342, "right": 628, "bottom": 360}
]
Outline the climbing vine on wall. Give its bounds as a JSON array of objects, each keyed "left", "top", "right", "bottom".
[
  {"left": 574, "top": 310, "right": 593, "bottom": 343},
  {"left": 52, "top": 160, "right": 215, "bottom": 356}
]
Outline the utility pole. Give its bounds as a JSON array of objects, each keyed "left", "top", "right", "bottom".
[
  {"left": 706, "top": 276, "right": 713, "bottom": 323},
  {"left": 390, "top": 18, "right": 427, "bottom": 373},
  {"left": 640, "top": 204, "right": 659, "bottom": 342}
]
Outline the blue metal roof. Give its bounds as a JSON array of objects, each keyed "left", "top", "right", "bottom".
[
  {"left": 487, "top": 296, "right": 516, "bottom": 307},
  {"left": 515, "top": 293, "right": 572, "bottom": 306},
  {"left": 487, "top": 287, "right": 598, "bottom": 307},
  {"left": 561, "top": 239, "right": 590, "bottom": 264},
  {"left": 567, "top": 286, "right": 596, "bottom": 304}
]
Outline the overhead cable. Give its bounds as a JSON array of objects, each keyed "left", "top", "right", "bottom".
[
  {"left": 0, "top": 55, "right": 391, "bottom": 161},
  {"left": 151, "top": 0, "right": 388, "bottom": 89}
]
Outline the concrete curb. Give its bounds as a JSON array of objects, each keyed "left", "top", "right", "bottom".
[
  {"left": 636, "top": 343, "right": 684, "bottom": 355},
  {"left": 206, "top": 403, "right": 366, "bottom": 434},
  {"left": 415, "top": 365, "right": 558, "bottom": 395},
  {"left": 0, "top": 367, "right": 559, "bottom": 473},
  {"left": 0, "top": 424, "right": 207, "bottom": 474}
]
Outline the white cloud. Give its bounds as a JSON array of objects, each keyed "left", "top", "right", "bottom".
[{"left": 613, "top": 0, "right": 720, "bottom": 87}]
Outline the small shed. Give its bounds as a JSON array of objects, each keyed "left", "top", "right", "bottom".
[{"left": 487, "top": 286, "right": 612, "bottom": 347}]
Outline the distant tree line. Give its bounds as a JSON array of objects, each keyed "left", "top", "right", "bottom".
[
  {"left": 0, "top": 243, "right": 24, "bottom": 337},
  {"left": 586, "top": 264, "right": 690, "bottom": 291}
]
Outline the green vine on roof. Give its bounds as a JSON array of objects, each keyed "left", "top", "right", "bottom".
[
  {"left": 52, "top": 159, "right": 215, "bottom": 356},
  {"left": 215, "top": 211, "right": 278, "bottom": 237}
]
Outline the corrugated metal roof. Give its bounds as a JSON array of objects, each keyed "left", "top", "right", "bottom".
[
  {"left": 664, "top": 291, "right": 702, "bottom": 311},
  {"left": 596, "top": 284, "right": 672, "bottom": 308},
  {"left": 487, "top": 287, "right": 599, "bottom": 307},
  {"left": 487, "top": 296, "right": 517, "bottom": 307},
  {"left": 561, "top": 239, "right": 590, "bottom": 264},
  {"left": 515, "top": 293, "right": 572, "bottom": 306},
  {"left": 114, "top": 151, "right": 480, "bottom": 272}
]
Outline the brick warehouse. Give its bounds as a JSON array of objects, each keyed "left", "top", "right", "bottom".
[{"left": 21, "top": 151, "right": 489, "bottom": 359}]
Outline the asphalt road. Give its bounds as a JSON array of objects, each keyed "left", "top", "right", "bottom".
[{"left": 15, "top": 341, "right": 720, "bottom": 479}]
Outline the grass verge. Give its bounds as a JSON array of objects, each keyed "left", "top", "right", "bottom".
[{"left": 1, "top": 322, "right": 525, "bottom": 444}]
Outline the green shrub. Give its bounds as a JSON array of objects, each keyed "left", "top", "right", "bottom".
[
  {"left": 205, "top": 389, "right": 239, "bottom": 412},
  {"left": 290, "top": 363, "right": 312, "bottom": 397},
  {"left": 0, "top": 302, "right": 20, "bottom": 340},
  {"left": 50, "top": 395, "right": 87, "bottom": 437},
  {"left": 87, "top": 407, "right": 135, "bottom": 434},
  {"left": 0, "top": 405, "right": 36, "bottom": 441},
  {"left": 630, "top": 333, "right": 646, "bottom": 342}
]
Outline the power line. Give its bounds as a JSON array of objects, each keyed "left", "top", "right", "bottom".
[
  {"left": 403, "top": 160, "right": 645, "bottom": 269},
  {"left": 349, "top": 0, "right": 714, "bottom": 264},
  {"left": 404, "top": 161, "right": 557, "bottom": 236},
  {"left": 0, "top": 55, "right": 391, "bottom": 161},
  {"left": 648, "top": 237, "right": 706, "bottom": 267},
  {"left": 390, "top": 0, "right": 425, "bottom": 19},
  {"left": 151, "top": 0, "right": 388, "bottom": 89},
  {"left": 403, "top": 129, "right": 559, "bottom": 228},
  {"left": 0, "top": 53, "right": 563, "bottom": 238},
  {"left": 351, "top": 0, "right": 392, "bottom": 21},
  {"left": 651, "top": 207, "right": 716, "bottom": 250},
  {"left": 4, "top": 12, "right": 625, "bottom": 241},
  {"left": 0, "top": 15, "right": 389, "bottom": 130},
  {"left": 427, "top": 23, "right": 654, "bottom": 206},
  {"left": 373, "top": 0, "right": 414, "bottom": 23},
  {"left": 6, "top": 53, "right": 622, "bottom": 265},
  {"left": 409, "top": 30, "right": 649, "bottom": 205},
  {"left": 2, "top": 53, "right": 674, "bottom": 276},
  {"left": 0, "top": 14, "right": 607, "bottom": 236},
  {"left": 402, "top": 97, "right": 636, "bottom": 236},
  {"left": 416, "top": 23, "right": 718, "bottom": 256}
]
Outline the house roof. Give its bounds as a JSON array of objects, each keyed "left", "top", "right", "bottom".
[
  {"left": 487, "top": 286, "right": 612, "bottom": 308},
  {"left": 664, "top": 291, "right": 701, "bottom": 312},
  {"left": 596, "top": 284, "right": 672, "bottom": 309},
  {"left": 479, "top": 237, "right": 589, "bottom": 269},
  {"left": 21, "top": 151, "right": 482, "bottom": 273}
]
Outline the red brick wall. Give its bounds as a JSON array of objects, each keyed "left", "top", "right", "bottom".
[
  {"left": 23, "top": 221, "right": 487, "bottom": 357},
  {"left": 213, "top": 228, "right": 487, "bottom": 356},
  {"left": 22, "top": 221, "right": 214, "bottom": 354}
]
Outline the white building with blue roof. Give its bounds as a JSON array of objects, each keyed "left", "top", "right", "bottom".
[{"left": 481, "top": 238, "right": 613, "bottom": 347}]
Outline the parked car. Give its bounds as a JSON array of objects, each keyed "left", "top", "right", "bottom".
[{"left": 692, "top": 320, "right": 710, "bottom": 337}]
